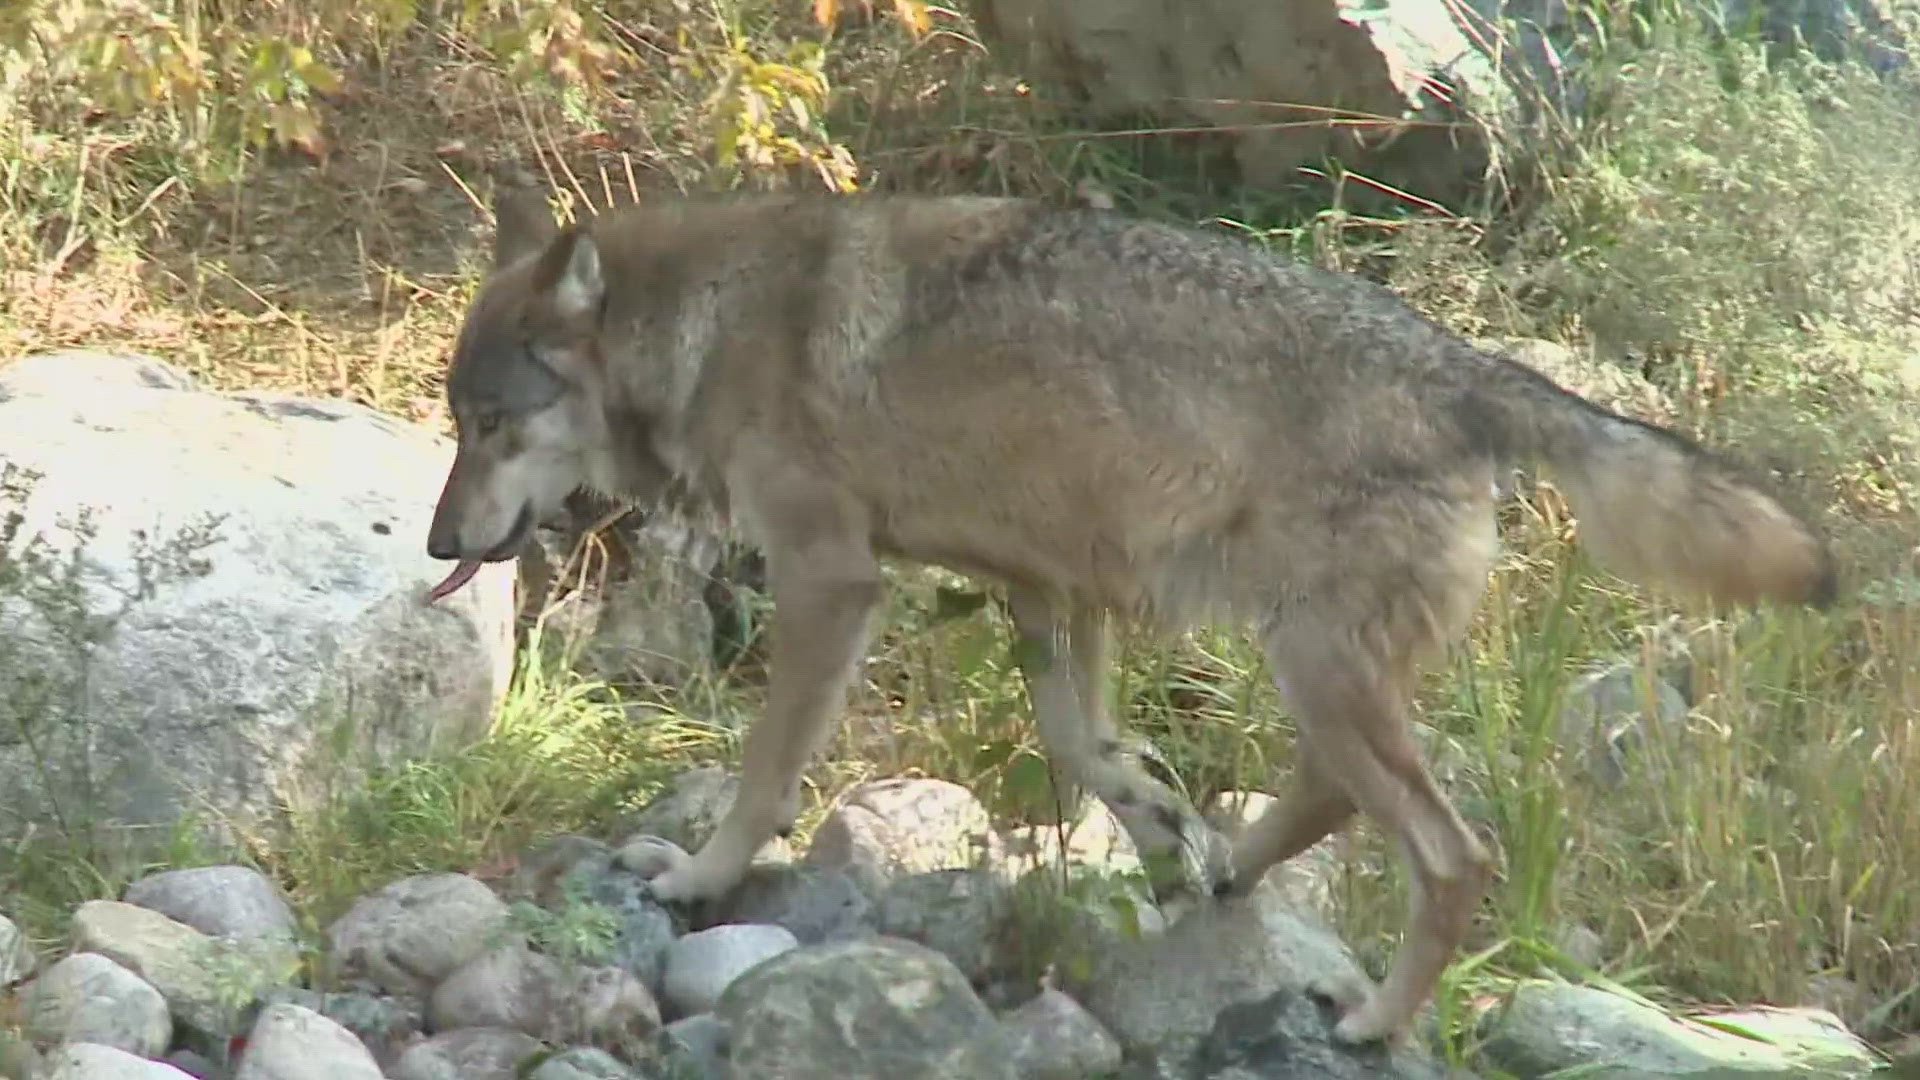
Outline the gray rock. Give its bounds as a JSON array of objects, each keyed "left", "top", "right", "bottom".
[
  {"left": 389, "top": 1026, "right": 545, "bottom": 1080},
  {"left": 988, "top": 866, "right": 1165, "bottom": 1009},
  {"left": 1186, "top": 987, "right": 1448, "bottom": 1079},
  {"left": 41, "top": 1042, "right": 194, "bottom": 1079},
  {"left": 566, "top": 961, "right": 665, "bottom": 1057},
  {"left": 510, "top": 835, "right": 614, "bottom": 906},
  {"left": 1801, "top": 974, "right": 1874, "bottom": 1032},
  {"left": 622, "top": 767, "right": 741, "bottom": 853},
  {"left": 716, "top": 936, "right": 1016, "bottom": 1080},
  {"left": 72, "top": 899, "right": 291, "bottom": 1038},
  {"left": 428, "top": 943, "right": 660, "bottom": 1050},
  {"left": 233, "top": 1002, "right": 384, "bottom": 1080},
  {"left": 1076, "top": 881, "right": 1371, "bottom": 1063},
  {"left": 424, "top": 945, "right": 553, "bottom": 1033},
  {"left": 0, "top": 349, "right": 198, "bottom": 394},
  {"left": 124, "top": 865, "right": 298, "bottom": 944},
  {"left": 968, "top": 0, "right": 1516, "bottom": 199},
  {"left": 1559, "top": 662, "right": 1688, "bottom": 786},
  {"left": 1479, "top": 981, "right": 1883, "bottom": 1078},
  {"left": 0, "top": 351, "right": 516, "bottom": 849},
  {"left": 805, "top": 778, "right": 1003, "bottom": 893},
  {"left": 161, "top": 1049, "right": 215, "bottom": 1078},
  {"left": 615, "top": 835, "right": 701, "bottom": 880},
  {"left": 999, "top": 988, "right": 1123, "bottom": 1080},
  {"left": 528, "top": 1047, "right": 640, "bottom": 1080},
  {"left": 0, "top": 912, "right": 35, "bottom": 986},
  {"left": 1552, "top": 921, "right": 1606, "bottom": 971},
  {"left": 873, "top": 868, "right": 1012, "bottom": 984},
  {"left": 560, "top": 861, "right": 683, "bottom": 993},
  {"left": 703, "top": 863, "right": 874, "bottom": 946},
  {"left": 21, "top": 952, "right": 172, "bottom": 1056},
  {"left": 662, "top": 924, "right": 799, "bottom": 1017},
  {"left": 1002, "top": 801, "right": 1141, "bottom": 877},
  {"left": 260, "top": 986, "right": 423, "bottom": 1070},
  {"left": 1206, "top": 791, "right": 1344, "bottom": 926},
  {"left": 526, "top": 510, "right": 723, "bottom": 688},
  {"left": 327, "top": 872, "right": 511, "bottom": 998},
  {"left": 658, "top": 1012, "right": 729, "bottom": 1077}
]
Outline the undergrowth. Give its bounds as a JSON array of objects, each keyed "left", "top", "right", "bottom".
[{"left": 1, "top": 0, "right": 1918, "bottom": 1069}]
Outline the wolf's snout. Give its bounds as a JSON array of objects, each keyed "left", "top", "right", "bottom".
[{"left": 425, "top": 497, "right": 468, "bottom": 561}]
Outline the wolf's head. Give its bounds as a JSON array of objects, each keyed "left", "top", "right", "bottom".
[{"left": 423, "top": 189, "right": 616, "bottom": 601}]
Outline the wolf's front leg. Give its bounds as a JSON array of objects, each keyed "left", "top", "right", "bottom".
[{"left": 646, "top": 526, "right": 883, "bottom": 905}]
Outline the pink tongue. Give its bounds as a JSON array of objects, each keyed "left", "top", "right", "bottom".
[{"left": 426, "top": 559, "right": 483, "bottom": 603}]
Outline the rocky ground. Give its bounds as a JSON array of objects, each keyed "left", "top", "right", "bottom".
[{"left": 0, "top": 765, "right": 1893, "bottom": 1079}]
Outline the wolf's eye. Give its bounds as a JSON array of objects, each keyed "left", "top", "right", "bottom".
[{"left": 474, "top": 412, "right": 502, "bottom": 436}]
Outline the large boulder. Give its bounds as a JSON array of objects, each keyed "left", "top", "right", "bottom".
[
  {"left": 1478, "top": 981, "right": 1883, "bottom": 1078},
  {"left": 0, "top": 351, "right": 515, "bottom": 849},
  {"left": 965, "top": 0, "right": 1514, "bottom": 199},
  {"left": 964, "top": 0, "right": 1906, "bottom": 202}
]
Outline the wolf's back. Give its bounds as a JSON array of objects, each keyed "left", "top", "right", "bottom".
[{"left": 1464, "top": 349, "right": 1835, "bottom": 609}]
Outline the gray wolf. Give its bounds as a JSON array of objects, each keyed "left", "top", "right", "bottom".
[{"left": 424, "top": 187, "right": 1834, "bottom": 1045}]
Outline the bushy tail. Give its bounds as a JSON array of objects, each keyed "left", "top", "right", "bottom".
[{"left": 1470, "top": 352, "right": 1837, "bottom": 610}]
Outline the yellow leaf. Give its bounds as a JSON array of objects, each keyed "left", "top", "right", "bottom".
[
  {"left": 813, "top": 0, "right": 838, "bottom": 28},
  {"left": 893, "top": 0, "right": 931, "bottom": 35}
]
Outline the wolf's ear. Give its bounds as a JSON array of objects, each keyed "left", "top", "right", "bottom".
[
  {"left": 530, "top": 225, "right": 605, "bottom": 323},
  {"left": 493, "top": 188, "right": 560, "bottom": 269}
]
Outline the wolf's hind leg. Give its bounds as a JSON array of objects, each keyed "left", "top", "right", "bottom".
[
  {"left": 1261, "top": 621, "right": 1494, "bottom": 1045},
  {"left": 1223, "top": 741, "right": 1356, "bottom": 891},
  {"left": 1006, "top": 585, "right": 1231, "bottom": 909}
]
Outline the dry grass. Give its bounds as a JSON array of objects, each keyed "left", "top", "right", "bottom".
[{"left": 3, "top": 0, "right": 1920, "bottom": 1067}]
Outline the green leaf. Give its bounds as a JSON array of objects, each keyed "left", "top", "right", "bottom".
[
  {"left": 1000, "top": 753, "right": 1058, "bottom": 819},
  {"left": 972, "top": 738, "right": 1019, "bottom": 773}
]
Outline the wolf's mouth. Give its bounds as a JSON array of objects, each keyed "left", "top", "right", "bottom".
[{"left": 425, "top": 504, "right": 534, "bottom": 603}]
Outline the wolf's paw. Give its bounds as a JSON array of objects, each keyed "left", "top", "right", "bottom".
[
  {"left": 644, "top": 846, "right": 754, "bottom": 907},
  {"left": 1306, "top": 967, "right": 1375, "bottom": 1016},
  {"left": 1328, "top": 988, "right": 1409, "bottom": 1047},
  {"left": 614, "top": 835, "right": 690, "bottom": 880},
  {"left": 1142, "top": 811, "right": 1236, "bottom": 917}
]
